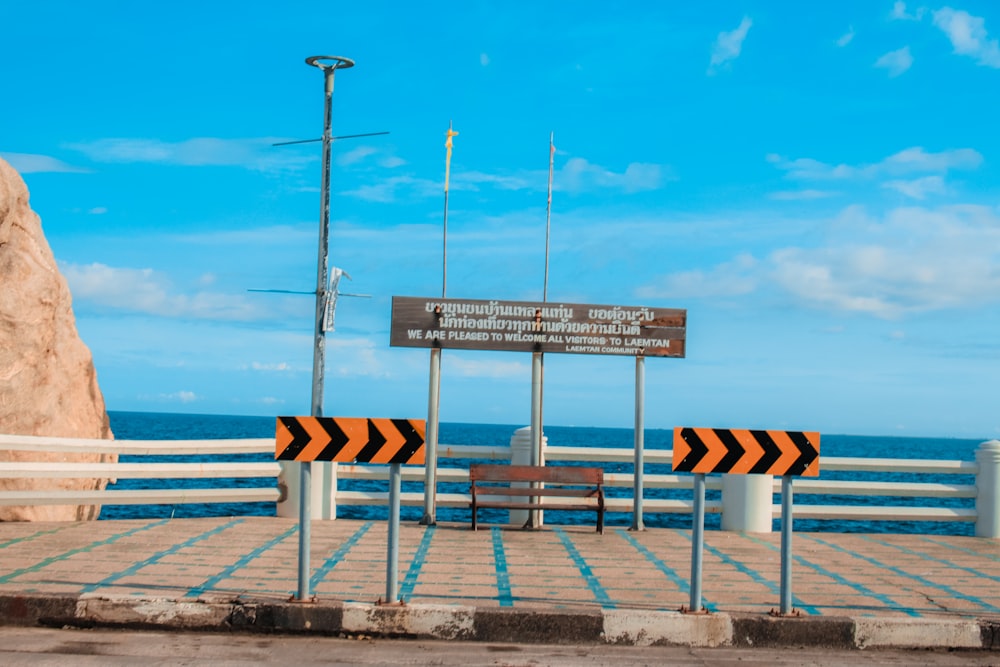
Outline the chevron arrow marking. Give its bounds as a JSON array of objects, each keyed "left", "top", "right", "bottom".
[
  {"left": 275, "top": 416, "right": 426, "bottom": 463},
  {"left": 672, "top": 427, "right": 820, "bottom": 476}
]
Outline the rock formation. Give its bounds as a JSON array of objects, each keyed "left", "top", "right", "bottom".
[{"left": 0, "top": 156, "right": 116, "bottom": 521}]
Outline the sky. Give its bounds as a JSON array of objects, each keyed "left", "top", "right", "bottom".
[{"left": 2, "top": 1, "right": 999, "bottom": 439}]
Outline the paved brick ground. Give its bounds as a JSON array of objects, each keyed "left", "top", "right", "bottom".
[{"left": 1, "top": 517, "right": 999, "bottom": 620}]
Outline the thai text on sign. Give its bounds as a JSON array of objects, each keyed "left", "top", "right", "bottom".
[{"left": 389, "top": 296, "right": 686, "bottom": 357}]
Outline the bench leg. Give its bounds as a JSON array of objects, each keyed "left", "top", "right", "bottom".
[{"left": 471, "top": 504, "right": 478, "bottom": 531}]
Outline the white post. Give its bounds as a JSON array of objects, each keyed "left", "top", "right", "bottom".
[
  {"left": 509, "top": 427, "right": 544, "bottom": 525},
  {"left": 277, "top": 461, "right": 337, "bottom": 519},
  {"left": 976, "top": 440, "right": 1000, "bottom": 538},
  {"left": 721, "top": 474, "right": 774, "bottom": 532}
]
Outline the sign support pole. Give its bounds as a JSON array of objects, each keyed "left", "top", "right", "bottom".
[
  {"left": 421, "top": 348, "right": 441, "bottom": 525},
  {"left": 529, "top": 350, "right": 544, "bottom": 528},
  {"left": 780, "top": 475, "right": 794, "bottom": 615},
  {"left": 386, "top": 462, "right": 402, "bottom": 603},
  {"left": 631, "top": 355, "right": 645, "bottom": 531},
  {"left": 689, "top": 472, "right": 706, "bottom": 612}
]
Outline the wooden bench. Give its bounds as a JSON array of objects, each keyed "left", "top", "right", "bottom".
[{"left": 469, "top": 464, "right": 605, "bottom": 533}]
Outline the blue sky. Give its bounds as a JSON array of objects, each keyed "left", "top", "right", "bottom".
[{"left": 3, "top": 1, "right": 999, "bottom": 439}]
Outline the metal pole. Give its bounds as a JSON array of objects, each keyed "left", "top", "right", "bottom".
[
  {"left": 422, "top": 124, "right": 456, "bottom": 525},
  {"left": 544, "top": 132, "right": 554, "bottom": 302},
  {"left": 689, "top": 473, "right": 706, "bottom": 612},
  {"left": 780, "top": 475, "right": 794, "bottom": 615},
  {"left": 528, "top": 133, "right": 555, "bottom": 529},
  {"left": 386, "top": 463, "right": 402, "bottom": 603},
  {"left": 631, "top": 355, "right": 645, "bottom": 531},
  {"left": 421, "top": 347, "right": 441, "bottom": 525},
  {"left": 296, "top": 54, "right": 354, "bottom": 602},
  {"left": 529, "top": 350, "right": 543, "bottom": 528},
  {"left": 297, "top": 462, "right": 311, "bottom": 600}
]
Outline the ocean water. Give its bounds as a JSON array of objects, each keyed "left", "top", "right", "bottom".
[{"left": 101, "top": 411, "right": 985, "bottom": 535}]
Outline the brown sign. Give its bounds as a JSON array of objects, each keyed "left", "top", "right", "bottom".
[{"left": 390, "top": 296, "right": 686, "bottom": 357}]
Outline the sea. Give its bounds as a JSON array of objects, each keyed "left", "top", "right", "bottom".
[{"left": 101, "top": 411, "right": 987, "bottom": 536}]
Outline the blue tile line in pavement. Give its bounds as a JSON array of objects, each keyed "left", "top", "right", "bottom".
[
  {"left": 491, "top": 527, "right": 514, "bottom": 607},
  {"left": 615, "top": 528, "right": 715, "bottom": 612},
  {"left": 0, "top": 519, "right": 170, "bottom": 584},
  {"left": 0, "top": 526, "right": 67, "bottom": 550},
  {"left": 399, "top": 524, "right": 435, "bottom": 601},
  {"left": 805, "top": 534, "right": 1000, "bottom": 615},
  {"left": 186, "top": 524, "right": 298, "bottom": 598},
  {"left": 673, "top": 529, "right": 819, "bottom": 615},
  {"left": 79, "top": 518, "right": 245, "bottom": 594},
  {"left": 860, "top": 535, "right": 1000, "bottom": 585},
  {"left": 309, "top": 521, "right": 373, "bottom": 591},
  {"left": 553, "top": 527, "right": 615, "bottom": 609},
  {"left": 921, "top": 535, "right": 1000, "bottom": 563},
  {"left": 741, "top": 533, "right": 919, "bottom": 617}
]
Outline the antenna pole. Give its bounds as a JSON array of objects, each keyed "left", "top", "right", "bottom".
[{"left": 296, "top": 54, "right": 354, "bottom": 602}]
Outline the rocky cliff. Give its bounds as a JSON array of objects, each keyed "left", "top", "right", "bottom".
[{"left": 0, "top": 156, "right": 116, "bottom": 521}]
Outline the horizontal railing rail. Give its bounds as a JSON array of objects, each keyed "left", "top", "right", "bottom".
[{"left": 2, "top": 433, "right": 995, "bottom": 536}]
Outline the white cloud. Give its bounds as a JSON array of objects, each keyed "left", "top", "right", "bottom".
[
  {"left": 160, "top": 391, "right": 197, "bottom": 403},
  {"left": 480, "top": 53, "right": 490, "bottom": 66},
  {"left": 1, "top": 152, "right": 88, "bottom": 174},
  {"left": 881, "top": 175, "right": 947, "bottom": 199},
  {"left": 328, "top": 337, "right": 390, "bottom": 378},
  {"left": 880, "top": 146, "right": 982, "bottom": 173},
  {"left": 65, "top": 137, "right": 315, "bottom": 172},
  {"left": 343, "top": 156, "right": 667, "bottom": 201},
  {"left": 768, "top": 147, "right": 981, "bottom": 189},
  {"left": 342, "top": 175, "right": 439, "bottom": 202},
  {"left": 559, "top": 158, "right": 664, "bottom": 193},
  {"left": 875, "top": 46, "right": 913, "bottom": 76},
  {"left": 708, "top": 16, "right": 753, "bottom": 74},
  {"left": 88, "top": 206, "right": 108, "bottom": 215},
  {"left": 60, "top": 262, "right": 278, "bottom": 321},
  {"left": 837, "top": 27, "right": 855, "bottom": 47},
  {"left": 336, "top": 145, "right": 377, "bottom": 166},
  {"left": 380, "top": 156, "right": 406, "bottom": 168},
  {"left": 891, "top": 2, "right": 926, "bottom": 21},
  {"left": 637, "top": 254, "right": 758, "bottom": 300},
  {"left": 445, "top": 356, "right": 529, "bottom": 379},
  {"left": 640, "top": 204, "right": 1000, "bottom": 318},
  {"left": 770, "top": 189, "right": 839, "bottom": 201},
  {"left": 249, "top": 362, "right": 293, "bottom": 372},
  {"left": 933, "top": 7, "right": 1000, "bottom": 68},
  {"left": 256, "top": 397, "right": 285, "bottom": 405}
]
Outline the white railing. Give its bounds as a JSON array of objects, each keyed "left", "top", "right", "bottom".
[{"left": 2, "top": 433, "right": 998, "bottom": 536}]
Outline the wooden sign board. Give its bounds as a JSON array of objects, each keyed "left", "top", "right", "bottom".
[
  {"left": 390, "top": 296, "right": 686, "bottom": 358},
  {"left": 276, "top": 416, "right": 425, "bottom": 464},
  {"left": 672, "top": 427, "right": 820, "bottom": 476}
]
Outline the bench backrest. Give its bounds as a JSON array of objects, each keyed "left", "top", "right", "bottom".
[{"left": 469, "top": 464, "right": 602, "bottom": 485}]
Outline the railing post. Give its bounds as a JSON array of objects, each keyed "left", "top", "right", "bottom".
[
  {"left": 976, "top": 440, "right": 1000, "bottom": 538},
  {"left": 276, "top": 461, "right": 337, "bottom": 520},
  {"left": 721, "top": 474, "right": 774, "bottom": 532},
  {"left": 509, "top": 427, "right": 536, "bottom": 525}
]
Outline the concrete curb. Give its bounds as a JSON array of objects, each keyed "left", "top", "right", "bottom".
[{"left": 1, "top": 593, "right": 998, "bottom": 650}]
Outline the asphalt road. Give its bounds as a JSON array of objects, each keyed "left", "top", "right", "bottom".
[{"left": 0, "top": 627, "right": 995, "bottom": 667}]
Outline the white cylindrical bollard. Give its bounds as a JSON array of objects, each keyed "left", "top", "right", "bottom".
[
  {"left": 509, "top": 427, "right": 545, "bottom": 525},
  {"left": 721, "top": 474, "right": 774, "bottom": 532},
  {"left": 975, "top": 440, "right": 1000, "bottom": 538},
  {"left": 276, "top": 461, "right": 337, "bottom": 519}
]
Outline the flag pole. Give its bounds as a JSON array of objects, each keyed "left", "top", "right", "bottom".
[
  {"left": 529, "top": 132, "right": 555, "bottom": 528},
  {"left": 544, "top": 132, "right": 554, "bottom": 302},
  {"left": 421, "top": 122, "right": 457, "bottom": 526}
]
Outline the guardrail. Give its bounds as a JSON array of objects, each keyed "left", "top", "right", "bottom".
[{"left": 2, "top": 433, "right": 998, "bottom": 537}]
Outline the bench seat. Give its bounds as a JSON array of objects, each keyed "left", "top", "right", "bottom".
[{"left": 469, "top": 463, "right": 605, "bottom": 533}]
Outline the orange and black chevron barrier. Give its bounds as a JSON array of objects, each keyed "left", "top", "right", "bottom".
[
  {"left": 275, "top": 416, "right": 426, "bottom": 464},
  {"left": 672, "top": 427, "right": 820, "bottom": 476}
]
